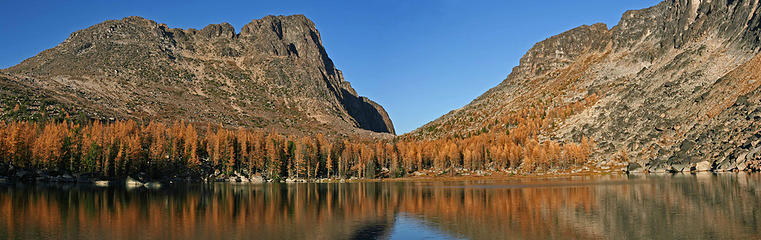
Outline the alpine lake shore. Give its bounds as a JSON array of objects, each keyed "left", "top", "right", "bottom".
[{"left": 2, "top": 159, "right": 758, "bottom": 188}]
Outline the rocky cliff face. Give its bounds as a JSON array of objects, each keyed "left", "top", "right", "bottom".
[
  {"left": 410, "top": 0, "right": 761, "bottom": 171},
  {"left": 1, "top": 15, "right": 394, "bottom": 136}
]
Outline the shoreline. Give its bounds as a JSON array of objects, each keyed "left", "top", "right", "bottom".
[
  {"left": 0, "top": 161, "right": 628, "bottom": 186},
  {"left": 2, "top": 163, "right": 756, "bottom": 188}
]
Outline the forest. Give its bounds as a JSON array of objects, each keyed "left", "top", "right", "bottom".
[{"left": 0, "top": 95, "right": 596, "bottom": 181}]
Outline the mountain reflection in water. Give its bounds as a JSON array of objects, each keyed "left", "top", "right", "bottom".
[{"left": 1, "top": 173, "right": 760, "bottom": 239}]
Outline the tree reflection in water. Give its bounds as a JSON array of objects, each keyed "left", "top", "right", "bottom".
[{"left": 1, "top": 173, "right": 760, "bottom": 239}]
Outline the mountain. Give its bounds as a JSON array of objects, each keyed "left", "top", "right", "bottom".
[
  {"left": 0, "top": 15, "right": 394, "bottom": 136},
  {"left": 409, "top": 0, "right": 761, "bottom": 171}
]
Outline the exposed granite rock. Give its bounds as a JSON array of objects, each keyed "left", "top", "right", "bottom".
[{"left": 695, "top": 161, "right": 712, "bottom": 172}]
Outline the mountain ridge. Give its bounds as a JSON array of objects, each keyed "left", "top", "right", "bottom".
[
  {"left": 1, "top": 15, "right": 395, "bottom": 137},
  {"left": 409, "top": 0, "right": 761, "bottom": 171}
]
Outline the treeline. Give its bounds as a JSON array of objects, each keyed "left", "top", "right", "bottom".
[
  {"left": 399, "top": 95, "right": 597, "bottom": 174},
  {"left": 0, "top": 109, "right": 594, "bottom": 180}
]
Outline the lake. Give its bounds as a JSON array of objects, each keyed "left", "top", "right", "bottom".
[{"left": 1, "top": 173, "right": 760, "bottom": 239}]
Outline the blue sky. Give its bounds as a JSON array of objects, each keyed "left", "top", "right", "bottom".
[{"left": 0, "top": 0, "right": 661, "bottom": 134}]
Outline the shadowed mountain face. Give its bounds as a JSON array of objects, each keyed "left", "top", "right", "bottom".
[
  {"left": 411, "top": 0, "right": 761, "bottom": 170},
  {"left": 1, "top": 15, "right": 394, "bottom": 136}
]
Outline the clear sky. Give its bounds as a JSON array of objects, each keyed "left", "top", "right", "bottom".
[{"left": 0, "top": 0, "right": 661, "bottom": 134}]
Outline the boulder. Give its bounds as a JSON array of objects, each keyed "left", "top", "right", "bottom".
[
  {"left": 670, "top": 163, "right": 689, "bottom": 172},
  {"left": 94, "top": 180, "right": 111, "bottom": 187},
  {"left": 695, "top": 161, "right": 712, "bottom": 172},
  {"left": 736, "top": 151, "right": 749, "bottom": 162},
  {"left": 125, "top": 176, "right": 143, "bottom": 187},
  {"left": 737, "top": 161, "right": 748, "bottom": 171},
  {"left": 250, "top": 175, "right": 265, "bottom": 184},
  {"left": 235, "top": 172, "right": 249, "bottom": 182},
  {"left": 748, "top": 147, "right": 761, "bottom": 160},
  {"left": 715, "top": 159, "right": 736, "bottom": 172}
]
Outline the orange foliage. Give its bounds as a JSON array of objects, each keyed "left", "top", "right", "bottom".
[{"left": 1, "top": 99, "right": 596, "bottom": 180}]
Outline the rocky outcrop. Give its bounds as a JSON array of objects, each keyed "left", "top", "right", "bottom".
[
  {"left": 341, "top": 93, "right": 396, "bottom": 135},
  {"left": 1, "top": 15, "right": 394, "bottom": 136},
  {"left": 411, "top": 0, "right": 761, "bottom": 170}
]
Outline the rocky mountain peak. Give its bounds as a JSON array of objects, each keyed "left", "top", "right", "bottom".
[
  {"left": 515, "top": 23, "right": 611, "bottom": 77},
  {"left": 199, "top": 22, "right": 236, "bottom": 39},
  {"left": 411, "top": 0, "right": 761, "bottom": 171},
  {"left": 2, "top": 15, "right": 394, "bottom": 136},
  {"left": 611, "top": 0, "right": 761, "bottom": 51}
]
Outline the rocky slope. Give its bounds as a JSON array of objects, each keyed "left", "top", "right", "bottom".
[
  {"left": 410, "top": 0, "right": 761, "bottom": 171},
  {"left": 1, "top": 15, "right": 394, "bottom": 136}
]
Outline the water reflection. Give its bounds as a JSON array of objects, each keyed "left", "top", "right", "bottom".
[{"left": 1, "top": 173, "right": 760, "bottom": 239}]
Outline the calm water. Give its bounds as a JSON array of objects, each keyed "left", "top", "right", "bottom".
[{"left": 1, "top": 173, "right": 760, "bottom": 240}]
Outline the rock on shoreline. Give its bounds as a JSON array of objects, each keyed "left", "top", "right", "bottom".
[
  {"left": 625, "top": 159, "right": 760, "bottom": 174},
  {"left": 0, "top": 166, "right": 275, "bottom": 186}
]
